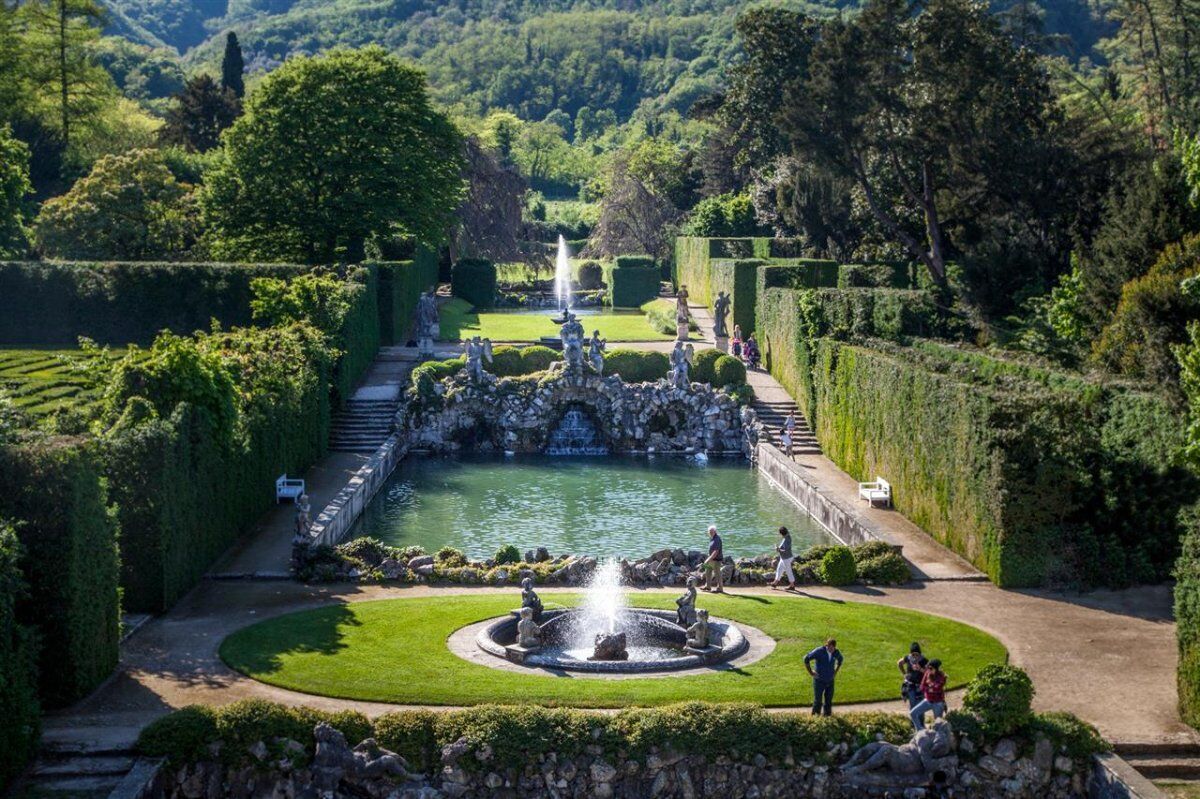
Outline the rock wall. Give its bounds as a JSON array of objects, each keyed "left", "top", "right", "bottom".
[{"left": 399, "top": 370, "right": 750, "bottom": 455}]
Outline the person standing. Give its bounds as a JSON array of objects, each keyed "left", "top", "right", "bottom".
[
  {"left": 702, "top": 525, "right": 724, "bottom": 593},
  {"left": 785, "top": 410, "right": 797, "bottom": 437},
  {"left": 897, "top": 642, "right": 928, "bottom": 710},
  {"left": 910, "top": 658, "right": 947, "bottom": 729},
  {"left": 731, "top": 325, "right": 743, "bottom": 359},
  {"left": 804, "top": 638, "right": 843, "bottom": 716},
  {"left": 780, "top": 426, "right": 794, "bottom": 458},
  {"left": 769, "top": 526, "right": 796, "bottom": 590}
]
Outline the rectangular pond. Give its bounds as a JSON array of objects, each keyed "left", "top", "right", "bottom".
[{"left": 348, "top": 453, "right": 835, "bottom": 560}]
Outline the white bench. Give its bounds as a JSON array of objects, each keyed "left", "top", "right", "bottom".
[
  {"left": 858, "top": 477, "right": 891, "bottom": 508},
  {"left": 276, "top": 474, "right": 305, "bottom": 504}
]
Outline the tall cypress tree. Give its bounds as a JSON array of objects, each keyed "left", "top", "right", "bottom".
[{"left": 221, "top": 31, "right": 245, "bottom": 98}]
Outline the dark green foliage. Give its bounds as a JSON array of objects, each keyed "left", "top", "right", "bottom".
[
  {"left": 578, "top": 261, "right": 603, "bottom": 290},
  {"left": 159, "top": 75, "right": 240, "bottom": 153},
  {"left": 606, "top": 258, "right": 661, "bottom": 308},
  {"left": 0, "top": 521, "right": 39, "bottom": 791},
  {"left": 683, "top": 194, "right": 763, "bottom": 237},
  {"left": 758, "top": 261, "right": 840, "bottom": 293},
  {"left": 801, "top": 288, "right": 942, "bottom": 342},
  {"left": 712, "top": 354, "right": 746, "bottom": 388},
  {"left": 0, "top": 439, "right": 119, "bottom": 706},
  {"left": 493, "top": 544, "right": 520, "bottom": 564},
  {"left": 711, "top": 259, "right": 760, "bottom": 337},
  {"left": 411, "top": 357, "right": 465, "bottom": 387},
  {"left": 435, "top": 546, "right": 467, "bottom": 567},
  {"left": 373, "top": 247, "right": 439, "bottom": 345},
  {"left": 0, "top": 261, "right": 309, "bottom": 345},
  {"left": 485, "top": 346, "right": 524, "bottom": 377},
  {"left": 837, "top": 262, "right": 918, "bottom": 289},
  {"left": 451, "top": 258, "right": 497, "bottom": 308},
  {"left": 373, "top": 710, "right": 440, "bottom": 773},
  {"left": 221, "top": 31, "right": 245, "bottom": 98},
  {"left": 1177, "top": 511, "right": 1200, "bottom": 727},
  {"left": 604, "top": 349, "right": 669, "bottom": 382},
  {"left": 854, "top": 551, "right": 911, "bottom": 584},
  {"left": 519, "top": 345, "right": 559, "bottom": 372},
  {"left": 1022, "top": 712, "right": 1110, "bottom": 760},
  {"left": 690, "top": 348, "right": 723, "bottom": 384},
  {"left": 333, "top": 266, "right": 380, "bottom": 405},
  {"left": 136, "top": 705, "right": 219, "bottom": 766},
  {"left": 817, "top": 546, "right": 856, "bottom": 586},
  {"left": 962, "top": 664, "right": 1035, "bottom": 737}
]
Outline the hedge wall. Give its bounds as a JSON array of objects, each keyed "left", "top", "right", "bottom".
[
  {"left": 451, "top": 259, "right": 496, "bottom": 308},
  {"left": 0, "top": 521, "right": 39, "bottom": 791},
  {"left": 0, "top": 439, "right": 120, "bottom": 706},
  {"left": 107, "top": 324, "right": 333, "bottom": 613},
  {"left": 673, "top": 238, "right": 775, "bottom": 305},
  {"left": 1178, "top": 511, "right": 1200, "bottom": 727},
  {"left": 804, "top": 288, "right": 941, "bottom": 341},
  {"left": 0, "top": 261, "right": 308, "bottom": 345},
  {"left": 333, "top": 266, "right": 380, "bottom": 406},
  {"left": 711, "top": 259, "right": 761, "bottom": 337},
  {"left": 373, "top": 246, "right": 438, "bottom": 346},
  {"left": 605, "top": 262, "right": 660, "bottom": 308}
]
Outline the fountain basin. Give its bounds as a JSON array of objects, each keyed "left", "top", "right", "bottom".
[{"left": 475, "top": 608, "right": 749, "bottom": 673}]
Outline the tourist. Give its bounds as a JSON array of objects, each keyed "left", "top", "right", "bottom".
[
  {"left": 702, "top": 525, "right": 724, "bottom": 593},
  {"left": 732, "top": 325, "right": 744, "bottom": 359},
  {"left": 744, "top": 335, "right": 760, "bottom": 370},
  {"left": 897, "top": 642, "right": 928, "bottom": 710},
  {"left": 910, "top": 658, "right": 948, "bottom": 729},
  {"left": 780, "top": 426, "right": 794, "bottom": 458},
  {"left": 769, "top": 526, "right": 796, "bottom": 590},
  {"left": 785, "top": 410, "right": 796, "bottom": 437},
  {"left": 804, "top": 638, "right": 844, "bottom": 716}
]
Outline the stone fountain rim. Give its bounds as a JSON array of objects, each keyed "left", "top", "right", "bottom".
[{"left": 472, "top": 608, "right": 754, "bottom": 674}]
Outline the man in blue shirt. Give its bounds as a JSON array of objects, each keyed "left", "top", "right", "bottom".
[{"left": 804, "top": 638, "right": 844, "bottom": 716}]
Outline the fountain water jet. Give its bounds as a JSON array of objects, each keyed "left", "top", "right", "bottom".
[{"left": 554, "top": 235, "right": 571, "bottom": 312}]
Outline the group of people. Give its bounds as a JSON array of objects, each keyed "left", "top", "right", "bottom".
[{"left": 730, "top": 324, "right": 760, "bottom": 370}]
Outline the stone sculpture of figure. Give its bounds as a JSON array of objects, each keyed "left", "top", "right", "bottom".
[
  {"left": 713, "top": 291, "right": 731, "bottom": 339},
  {"left": 842, "top": 719, "right": 955, "bottom": 776},
  {"left": 588, "top": 330, "right": 606, "bottom": 375},
  {"left": 416, "top": 289, "right": 439, "bottom": 360},
  {"left": 675, "top": 575, "right": 698, "bottom": 627},
  {"left": 516, "top": 606, "right": 542, "bottom": 649},
  {"left": 520, "top": 577, "right": 543, "bottom": 622},
  {"left": 669, "top": 340, "right": 692, "bottom": 387},
  {"left": 676, "top": 285, "right": 690, "bottom": 322},
  {"left": 294, "top": 493, "right": 312, "bottom": 537},
  {"left": 591, "top": 631, "right": 628, "bottom": 661},
  {"left": 465, "top": 336, "right": 492, "bottom": 383},
  {"left": 560, "top": 313, "right": 585, "bottom": 373},
  {"left": 686, "top": 608, "right": 710, "bottom": 649}
]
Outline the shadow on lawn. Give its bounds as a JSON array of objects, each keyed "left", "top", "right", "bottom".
[{"left": 227, "top": 604, "right": 361, "bottom": 676}]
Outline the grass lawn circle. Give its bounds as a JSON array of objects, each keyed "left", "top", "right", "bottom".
[{"left": 220, "top": 592, "right": 1006, "bottom": 708}]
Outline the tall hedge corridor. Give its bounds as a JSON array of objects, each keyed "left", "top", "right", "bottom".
[{"left": 0, "top": 255, "right": 436, "bottom": 788}]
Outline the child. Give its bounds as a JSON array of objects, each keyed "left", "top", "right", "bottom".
[
  {"left": 780, "top": 426, "right": 794, "bottom": 458},
  {"left": 731, "top": 325, "right": 743, "bottom": 359}
]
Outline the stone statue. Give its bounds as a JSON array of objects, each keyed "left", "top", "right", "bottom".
[
  {"left": 842, "top": 718, "right": 956, "bottom": 776},
  {"left": 464, "top": 336, "right": 492, "bottom": 383},
  {"left": 415, "top": 289, "right": 439, "bottom": 360},
  {"left": 590, "top": 631, "right": 628, "bottom": 661},
  {"left": 686, "top": 608, "right": 710, "bottom": 649},
  {"left": 520, "top": 577, "right": 543, "bottom": 622},
  {"left": 588, "top": 330, "right": 606, "bottom": 375},
  {"left": 676, "top": 286, "right": 690, "bottom": 323},
  {"left": 669, "top": 340, "right": 692, "bottom": 388},
  {"left": 516, "top": 606, "right": 542, "bottom": 649},
  {"left": 294, "top": 493, "right": 312, "bottom": 537},
  {"left": 560, "top": 312, "right": 585, "bottom": 374},
  {"left": 675, "top": 575, "right": 698, "bottom": 627},
  {"left": 713, "top": 291, "right": 731, "bottom": 339}
]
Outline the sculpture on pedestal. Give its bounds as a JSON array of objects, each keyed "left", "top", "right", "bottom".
[
  {"left": 464, "top": 336, "right": 492, "bottom": 383},
  {"left": 675, "top": 575, "right": 698, "bottom": 627},
  {"left": 415, "top": 289, "right": 439, "bottom": 360},
  {"left": 686, "top": 608, "right": 710, "bottom": 649},
  {"left": 588, "top": 330, "right": 606, "bottom": 375},
  {"left": 560, "top": 312, "right": 585, "bottom": 374},
  {"left": 520, "top": 577, "right": 543, "bottom": 622},
  {"left": 713, "top": 291, "right": 730, "bottom": 339},
  {"left": 669, "top": 340, "right": 693, "bottom": 388},
  {"left": 516, "top": 606, "right": 542, "bottom": 649}
]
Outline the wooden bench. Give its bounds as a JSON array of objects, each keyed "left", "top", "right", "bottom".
[
  {"left": 276, "top": 474, "right": 305, "bottom": 504},
  {"left": 858, "top": 477, "right": 891, "bottom": 508}
]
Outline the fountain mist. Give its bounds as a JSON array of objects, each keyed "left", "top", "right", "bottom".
[
  {"left": 555, "top": 235, "right": 571, "bottom": 312},
  {"left": 570, "top": 559, "right": 626, "bottom": 650}
]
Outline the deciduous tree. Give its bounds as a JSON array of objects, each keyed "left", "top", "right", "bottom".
[{"left": 160, "top": 75, "right": 239, "bottom": 153}]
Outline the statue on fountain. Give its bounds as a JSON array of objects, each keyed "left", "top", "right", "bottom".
[
  {"left": 675, "top": 575, "right": 698, "bottom": 627},
  {"left": 669, "top": 340, "right": 693, "bottom": 388},
  {"left": 464, "top": 336, "right": 493, "bottom": 383},
  {"left": 587, "top": 330, "right": 606, "bottom": 375},
  {"left": 590, "top": 631, "right": 628, "bottom": 661},
  {"left": 713, "top": 291, "right": 731, "bottom": 339},
  {"left": 415, "top": 289, "right": 439, "bottom": 360},
  {"left": 560, "top": 312, "right": 585, "bottom": 374},
  {"left": 520, "top": 577, "right": 543, "bottom": 622},
  {"left": 686, "top": 609, "right": 710, "bottom": 650},
  {"left": 516, "top": 606, "right": 542, "bottom": 649},
  {"left": 675, "top": 286, "right": 691, "bottom": 341},
  {"left": 842, "top": 718, "right": 956, "bottom": 778}
]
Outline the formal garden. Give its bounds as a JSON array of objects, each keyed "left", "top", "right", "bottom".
[{"left": 1, "top": 1, "right": 1199, "bottom": 793}]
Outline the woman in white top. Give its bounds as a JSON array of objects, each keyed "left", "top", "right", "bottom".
[{"left": 770, "top": 526, "right": 796, "bottom": 590}]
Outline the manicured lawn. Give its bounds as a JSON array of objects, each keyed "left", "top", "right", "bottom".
[
  {"left": 0, "top": 347, "right": 129, "bottom": 419},
  {"left": 438, "top": 298, "right": 672, "bottom": 342},
  {"left": 220, "top": 592, "right": 1006, "bottom": 707},
  {"left": 1158, "top": 783, "right": 1200, "bottom": 799}
]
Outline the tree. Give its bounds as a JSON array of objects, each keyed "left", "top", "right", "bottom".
[
  {"left": 33, "top": 148, "right": 199, "bottom": 259},
  {"left": 201, "top": 47, "right": 464, "bottom": 264},
  {"left": 0, "top": 126, "right": 33, "bottom": 258},
  {"left": 589, "top": 147, "right": 682, "bottom": 260},
  {"left": 160, "top": 75, "right": 240, "bottom": 152},
  {"left": 18, "top": 0, "right": 113, "bottom": 152},
  {"left": 453, "top": 137, "right": 526, "bottom": 263},
  {"left": 221, "top": 31, "right": 245, "bottom": 98}
]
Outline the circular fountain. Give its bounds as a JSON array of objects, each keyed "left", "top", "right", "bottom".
[{"left": 475, "top": 561, "right": 752, "bottom": 674}]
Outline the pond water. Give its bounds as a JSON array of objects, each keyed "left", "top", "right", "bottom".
[{"left": 349, "top": 454, "right": 833, "bottom": 560}]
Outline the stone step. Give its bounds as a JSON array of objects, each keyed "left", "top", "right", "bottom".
[
  {"left": 40, "top": 726, "right": 141, "bottom": 756},
  {"left": 30, "top": 755, "right": 135, "bottom": 778},
  {"left": 24, "top": 774, "right": 123, "bottom": 794},
  {"left": 1122, "top": 755, "right": 1200, "bottom": 780}
]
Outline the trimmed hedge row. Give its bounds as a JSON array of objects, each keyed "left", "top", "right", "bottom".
[
  {"left": 451, "top": 259, "right": 496, "bottom": 309},
  {"left": 0, "top": 261, "right": 308, "bottom": 345},
  {"left": 1177, "top": 511, "right": 1200, "bottom": 727},
  {"left": 801, "top": 288, "right": 941, "bottom": 341},
  {"left": 333, "top": 266, "right": 381, "bottom": 406},
  {"left": 605, "top": 258, "right": 661, "bottom": 308},
  {"left": 711, "top": 259, "right": 761, "bottom": 336},
  {"left": 0, "top": 521, "right": 39, "bottom": 791},
  {"left": 0, "top": 439, "right": 120, "bottom": 706},
  {"left": 604, "top": 349, "right": 669, "bottom": 382},
  {"left": 374, "top": 246, "right": 439, "bottom": 345}
]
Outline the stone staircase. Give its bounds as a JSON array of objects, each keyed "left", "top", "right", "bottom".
[
  {"left": 330, "top": 398, "right": 398, "bottom": 453},
  {"left": 1118, "top": 741, "right": 1200, "bottom": 783},
  {"left": 19, "top": 724, "right": 159, "bottom": 798},
  {"left": 750, "top": 392, "right": 820, "bottom": 455}
]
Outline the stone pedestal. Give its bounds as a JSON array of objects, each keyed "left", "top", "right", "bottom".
[
  {"left": 683, "top": 644, "right": 723, "bottom": 664},
  {"left": 715, "top": 335, "right": 729, "bottom": 354},
  {"left": 676, "top": 322, "right": 690, "bottom": 341},
  {"left": 504, "top": 644, "right": 540, "bottom": 664}
]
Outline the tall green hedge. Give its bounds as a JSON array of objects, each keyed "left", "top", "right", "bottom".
[
  {"left": 0, "top": 521, "right": 39, "bottom": 791},
  {"left": 373, "top": 245, "right": 438, "bottom": 345},
  {"left": 803, "top": 288, "right": 941, "bottom": 341},
  {"left": 673, "top": 237, "right": 775, "bottom": 305},
  {"left": 0, "top": 261, "right": 308, "bottom": 345},
  {"left": 451, "top": 259, "right": 496, "bottom": 308},
  {"left": 711, "top": 259, "right": 761, "bottom": 337},
  {"left": 0, "top": 439, "right": 120, "bottom": 706},
  {"left": 605, "top": 261, "right": 660, "bottom": 308},
  {"left": 333, "top": 265, "right": 380, "bottom": 406},
  {"left": 1177, "top": 512, "right": 1200, "bottom": 727}
]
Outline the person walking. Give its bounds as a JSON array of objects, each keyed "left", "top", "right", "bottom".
[
  {"left": 804, "top": 638, "right": 843, "bottom": 716},
  {"left": 897, "top": 642, "right": 928, "bottom": 710},
  {"left": 731, "top": 325, "right": 743, "bottom": 359},
  {"left": 769, "top": 526, "right": 796, "bottom": 590},
  {"left": 785, "top": 410, "right": 797, "bottom": 437},
  {"left": 910, "top": 658, "right": 947, "bottom": 729},
  {"left": 780, "top": 426, "right": 794, "bottom": 458},
  {"left": 702, "top": 525, "right": 724, "bottom": 593}
]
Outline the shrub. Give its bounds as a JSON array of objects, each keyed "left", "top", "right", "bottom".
[
  {"left": 962, "top": 664, "right": 1035, "bottom": 737},
  {"left": 712, "top": 355, "right": 746, "bottom": 388},
  {"left": 578, "top": 261, "right": 603, "bottom": 290},
  {"left": 487, "top": 345, "right": 524, "bottom": 377},
  {"left": 411, "top": 356, "right": 465, "bottom": 386},
  {"left": 605, "top": 349, "right": 669, "bottom": 382},
  {"left": 818, "top": 546, "right": 856, "bottom": 586},
  {"left": 0, "top": 522, "right": 39, "bottom": 791},
  {"left": 494, "top": 544, "right": 520, "bottom": 565},
  {"left": 519, "top": 345, "right": 559, "bottom": 373},
  {"left": 855, "top": 552, "right": 911, "bottom": 584},
  {"left": 336, "top": 537, "right": 396, "bottom": 567},
  {"left": 724, "top": 383, "right": 755, "bottom": 405},
  {"left": 451, "top": 258, "right": 496, "bottom": 308},
  {"left": 399, "top": 545, "right": 426, "bottom": 559},
  {"left": 606, "top": 258, "right": 660, "bottom": 308},
  {"left": 1177, "top": 511, "right": 1200, "bottom": 726},
  {"left": 137, "top": 705, "right": 219, "bottom": 766},
  {"left": 435, "top": 546, "right": 468, "bottom": 567},
  {"left": 1023, "top": 712, "right": 1110, "bottom": 760},
  {"left": 691, "top": 348, "right": 723, "bottom": 384},
  {"left": 374, "top": 710, "right": 440, "bottom": 773}
]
